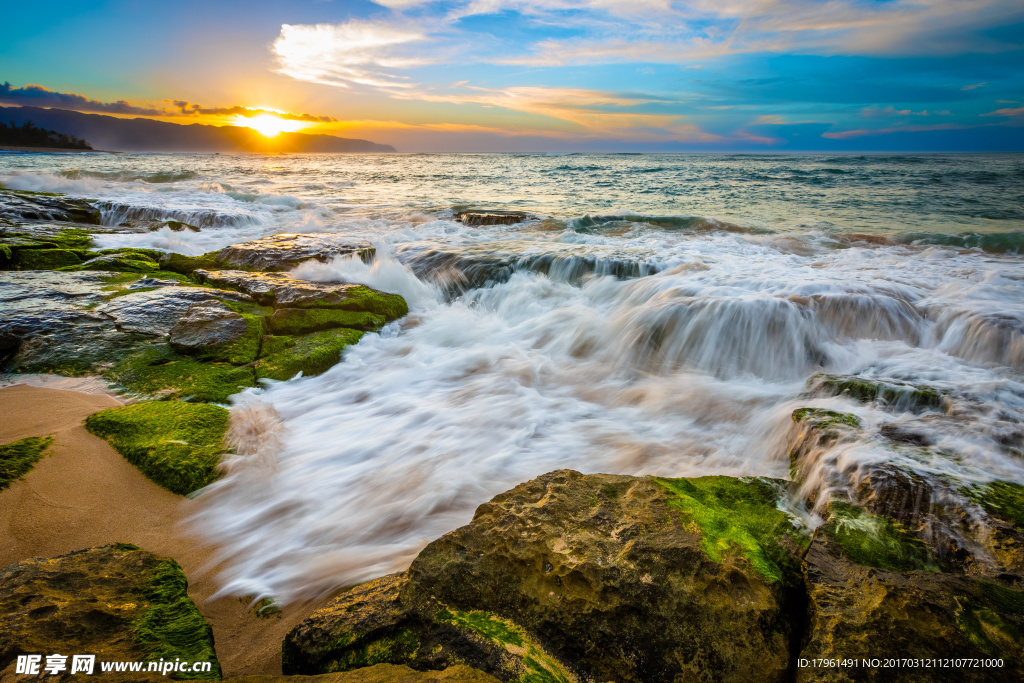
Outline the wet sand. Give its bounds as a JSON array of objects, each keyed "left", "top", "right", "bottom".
[{"left": 0, "top": 384, "right": 320, "bottom": 676}]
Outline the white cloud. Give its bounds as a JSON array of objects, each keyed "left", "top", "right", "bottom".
[{"left": 273, "top": 21, "right": 431, "bottom": 88}]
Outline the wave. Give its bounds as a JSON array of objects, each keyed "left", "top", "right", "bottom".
[
  {"left": 898, "top": 231, "right": 1024, "bottom": 254},
  {"left": 59, "top": 169, "right": 198, "bottom": 183}
]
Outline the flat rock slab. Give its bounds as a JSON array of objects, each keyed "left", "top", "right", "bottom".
[
  {"left": 215, "top": 233, "right": 375, "bottom": 272},
  {"left": 195, "top": 270, "right": 352, "bottom": 307},
  {"left": 97, "top": 286, "right": 251, "bottom": 337},
  {"left": 454, "top": 211, "right": 535, "bottom": 226}
]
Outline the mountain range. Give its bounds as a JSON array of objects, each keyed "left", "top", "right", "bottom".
[{"left": 0, "top": 106, "right": 396, "bottom": 153}]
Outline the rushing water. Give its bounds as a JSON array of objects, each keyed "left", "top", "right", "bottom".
[{"left": 3, "top": 152, "right": 1024, "bottom": 603}]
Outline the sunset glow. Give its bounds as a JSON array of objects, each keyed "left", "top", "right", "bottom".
[{"left": 237, "top": 113, "right": 307, "bottom": 137}]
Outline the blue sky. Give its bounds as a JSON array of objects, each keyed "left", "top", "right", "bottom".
[{"left": 2, "top": 0, "right": 1023, "bottom": 151}]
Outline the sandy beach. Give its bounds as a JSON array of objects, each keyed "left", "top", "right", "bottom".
[{"left": 0, "top": 384, "right": 320, "bottom": 678}]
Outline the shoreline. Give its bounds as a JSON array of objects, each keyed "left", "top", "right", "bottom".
[{"left": 0, "top": 145, "right": 116, "bottom": 154}]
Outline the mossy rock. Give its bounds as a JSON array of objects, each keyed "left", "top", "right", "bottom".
[
  {"left": 792, "top": 407, "right": 861, "bottom": 429},
  {"left": 104, "top": 344, "right": 257, "bottom": 404},
  {"left": 257, "top": 328, "right": 365, "bottom": 381},
  {"left": 287, "top": 470, "right": 808, "bottom": 682},
  {"left": 654, "top": 475, "right": 809, "bottom": 584},
  {"left": 811, "top": 374, "right": 944, "bottom": 411},
  {"left": 0, "top": 435, "right": 53, "bottom": 491},
  {"left": 0, "top": 544, "right": 220, "bottom": 680},
  {"left": 283, "top": 574, "right": 572, "bottom": 682},
  {"left": 14, "top": 248, "right": 84, "bottom": 269},
  {"left": 69, "top": 253, "right": 161, "bottom": 273},
  {"left": 964, "top": 481, "right": 1024, "bottom": 532},
  {"left": 321, "top": 285, "right": 409, "bottom": 321},
  {"left": 85, "top": 401, "right": 230, "bottom": 495},
  {"left": 158, "top": 251, "right": 229, "bottom": 276},
  {"left": 268, "top": 308, "right": 385, "bottom": 336},
  {"left": 823, "top": 501, "right": 941, "bottom": 573},
  {"left": 799, "top": 528, "right": 1024, "bottom": 679}
]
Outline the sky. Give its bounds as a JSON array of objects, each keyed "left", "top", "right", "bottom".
[{"left": 2, "top": 0, "right": 1024, "bottom": 151}]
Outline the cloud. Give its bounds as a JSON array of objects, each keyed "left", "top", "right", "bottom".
[
  {"left": 860, "top": 106, "right": 939, "bottom": 119},
  {"left": 961, "top": 82, "right": 989, "bottom": 90},
  {"left": 981, "top": 106, "right": 1024, "bottom": 117},
  {"left": 823, "top": 123, "right": 969, "bottom": 139},
  {"left": 0, "top": 82, "right": 337, "bottom": 122},
  {"left": 0, "top": 82, "right": 165, "bottom": 115},
  {"left": 272, "top": 21, "right": 431, "bottom": 89}
]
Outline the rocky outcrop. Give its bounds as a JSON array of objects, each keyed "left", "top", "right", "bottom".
[
  {"left": 99, "top": 287, "right": 253, "bottom": 337},
  {"left": 394, "top": 240, "right": 662, "bottom": 291},
  {"left": 0, "top": 544, "right": 219, "bottom": 679},
  {"left": 285, "top": 470, "right": 809, "bottom": 683},
  {"left": 214, "top": 233, "right": 375, "bottom": 272},
  {"left": 0, "top": 189, "right": 100, "bottom": 225},
  {"left": 453, "top": 211, "right": 534, "bottom": 226},
  {"left": 194, "top": 270, "right": 408, "bottom": 318}
]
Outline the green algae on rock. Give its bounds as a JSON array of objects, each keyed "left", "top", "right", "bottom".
[
  {"left": 0, "top": 435, "right": 53, "bottom": 491},
  {"left": 135, "top": 558, "right": 221, "bottom": 679},
  {"left": 257, "top": 328, "right": 365, "bottom": 381},
  {"left": 268, "top": 308, "right": 385, "bottom": 336},
  {"left": 809, "top": 374, "right": 945, "bottom": 411},
  {"left": 85, "top": 401, "right": 229, "bottom": 495},
  {"left": 282, "top": 573, "right": 573, "bottom": 683},
  {"left": 106, "top": 344, "right": 257, "bottom": 403},
  {"left": 791, "top": 407, "right": 861, "bottom": 430},
  {"left": 0, "top": 544, "right": 220, "bottom": 679},
  {"left": 798, "top": 529, "right": 1024, "bottom": 681},
  {"left": 654, "top": 475, "right": 809, "bottom": 583},
  {"left": 964, "top": 481, "right": 1024, "bottom": 532},
  {"left": 823, "top": 501, "right": 941, "bottom": 573}
]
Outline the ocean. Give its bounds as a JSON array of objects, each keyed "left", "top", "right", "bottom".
[{"left": 2, "top": 151, "right": 1023, "bottom": 602}]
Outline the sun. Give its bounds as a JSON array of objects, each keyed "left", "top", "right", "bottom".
[{"left": 237, "top": 113, "right": 306, "bottom": 137}]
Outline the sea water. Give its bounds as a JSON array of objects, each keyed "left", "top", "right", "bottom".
[{"left": 2, "top": 152, "right": 1022, "bottom": 602}]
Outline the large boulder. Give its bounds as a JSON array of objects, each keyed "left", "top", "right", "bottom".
[
  {"left": 453, "top": 211, "right": 534, "bottom": 227},
  {"left": 0, "top": 544, "right": 219, "bottom": 679},
  {"left": 285, "top": 470, "right": 810, "bottom": 683}
]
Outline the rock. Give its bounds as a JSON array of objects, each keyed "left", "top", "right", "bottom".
[
  {"left": 283, "top": 574, "right": 573, "bottom": 682},
  {"left": 0, "top": 271, "right": 126, "bottom": 374},
  {"left": 454, "top": 211, "right": 534, "bottom": 226},
  {"left": 0, "top": 544, "right": 220, "bottom": 679},
  {"left": 77, "top": 253, "right": 160, "bottom": 273},
  {"left": 194, "top": 270, "right": 408, "bottom": 319},
  {"left": 169, "top": 302, "right": 250, "bottom": 353},
  {"left": 85, "top": 401, "right": 230, "bottom": 495},
  {"left": 798, "top": 527, "right": 1024, "bottom": 682},
  {"left": 97, "top": 286, "right": 245, "bottom": 337},
  {"left": 285, "top": 470, "right": 809, "bottom": 683},
  {"left": 226, "top": 663, "right": 499, "bottom": 683},
  {"left": 268, "top": 308, "right": 385, "bottom": 336},
  {"left": 214, "top": 233, "right": 375, "bottom": 272},
  {"left": 808, "top": 374, "right": 945, "bottom": 412},
  {"left": 395, "top": 239, "right": 662, "bottom": 291},
  {"left": 257, "top": 329, "right": 365, "bottom": 381},
  {"left": 0, "top": 189, "right": 100, "bottom": 225}
]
